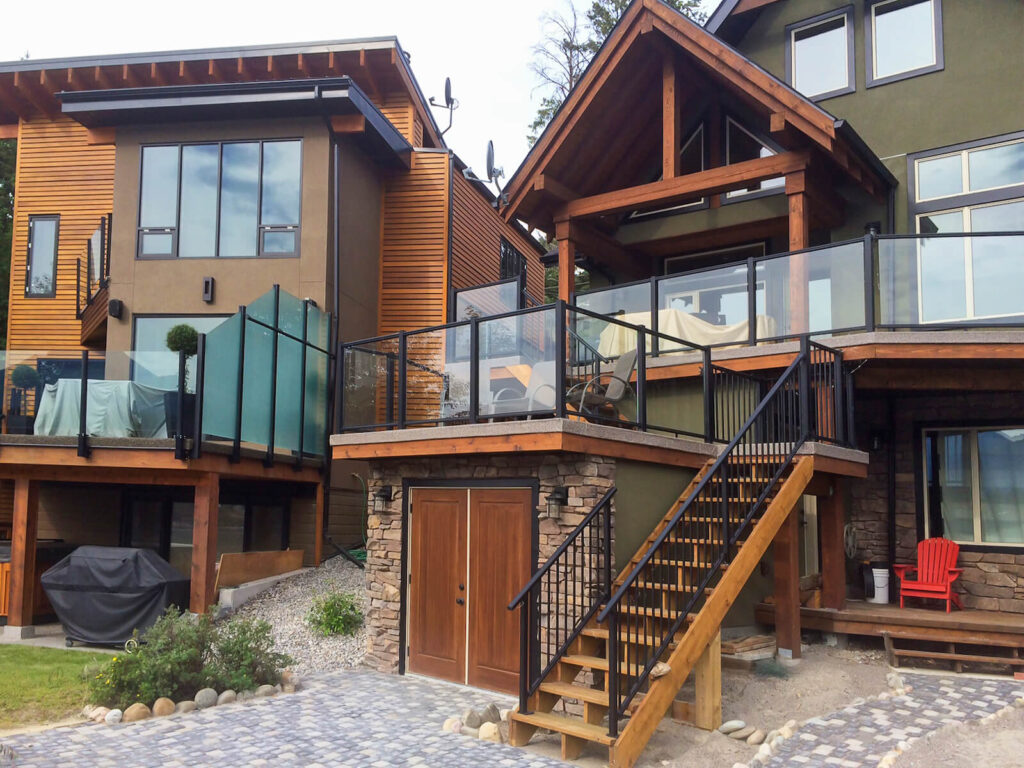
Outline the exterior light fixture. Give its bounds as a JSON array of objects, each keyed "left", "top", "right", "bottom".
[
  {"left": 373, "top": 485, "right": 393, "bottom": 513},
  {"left": 545, "top": 486, "right": 569, "bottom": 519}
]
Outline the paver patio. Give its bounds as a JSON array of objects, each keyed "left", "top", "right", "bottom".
[{"left": 1, "top": 668, "right": 1021, "bottom": 767}]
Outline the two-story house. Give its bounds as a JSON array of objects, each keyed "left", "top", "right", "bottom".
[
  {"left": 0, "top": 39, "right": 543, "bottom": 635},
  {"left": 330, "top": 1, "right": 1024, "bottom": 765}
]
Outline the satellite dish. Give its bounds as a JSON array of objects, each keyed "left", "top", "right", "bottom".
[
  {"left": 429, "top": 77, "right": 458, "bottom": 137},
  {"left": 444, "top": 77, "right": 453, "bottom": 109},
  {"left": 486, "top": 141, "right": 495, "bottom": 182}
]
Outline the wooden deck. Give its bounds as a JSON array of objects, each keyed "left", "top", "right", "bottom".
[{"left": 755, "top": 599, "right": 1024, "bottom": 647}]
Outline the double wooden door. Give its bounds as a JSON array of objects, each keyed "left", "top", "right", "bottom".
[{"left": 407, "top": 487, "right": 532, "bottom": 694}]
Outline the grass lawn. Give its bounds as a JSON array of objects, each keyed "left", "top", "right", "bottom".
[{"left": 0, "top": 646, "right": 112, "bottom": 731}]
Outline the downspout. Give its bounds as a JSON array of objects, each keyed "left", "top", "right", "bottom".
[{"left": 887, "top": 185, "right": 897, "bottom": 234}]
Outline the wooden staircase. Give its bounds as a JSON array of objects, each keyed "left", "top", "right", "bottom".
[
  {"left": 507, "top": 339, "right": 848, "bottom": 767},
  {"left": 509, "top": 456, "right": 814, "bottom": 765}
]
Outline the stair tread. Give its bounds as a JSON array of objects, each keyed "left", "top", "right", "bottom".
[
  {"left": 619, "top": 605, "right": 698, "bottom": 620},
  {"left": 561, "top": 654, "right": 609, "bottom": 671},
  {"left": 583, "top": 626, "right": 686, "bottom": 647},
  {"left": 510, "top": 711, "right": 616, "bottom": 745},
  {"left": 539, "top": 681, "right": 610, "bottom": 706},
  {"left": 635, "top": 581, "right": 714, "bottom": 594}
]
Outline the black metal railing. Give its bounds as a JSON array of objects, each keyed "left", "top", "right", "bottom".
[
  {"left": 574, "top": 231, "right": 1024, "bottom": 347},
  {"left": 507, "top": 487, "right": 616, "bottom": 715},
  {"left": 76, "top": 214, "right": 111, "bottom": 320},
  {"left": 339, "top": 301, "right": 713, "bottom": 440},
  {"left": 583, "top": 337, "right": 844, "bottom": 736}
]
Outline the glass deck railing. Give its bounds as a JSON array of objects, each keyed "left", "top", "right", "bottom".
[
  {"left": 337, "top": 302, "right": 855, "bottom": 444},
  {"left": 1, "top": 286, "right": 333, "bottom": 465},
  {"left": 575, "top": 232, "right": 1024, "bottom": 347}
]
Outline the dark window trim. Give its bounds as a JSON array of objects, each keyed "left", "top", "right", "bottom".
[
  {"left": 720, "top": 114, "right": 787, "bottom": 206},
  {"left": 784, "top": 5, "right": 856, "bottom": 102},
  {"left": 865, "top": 0, "right": 944, "bottom": 89},
  {"left": 627, "top": 121, "right": 712, "bottom": 222},
  {"left": 25, "top": 214, "right": 60, "bottom": 299},
  {"left": 398, "top": 478, "right": 540, "bottom": 676},
  {"left": 499, "top": 236, "right": 527, "bottom": 281},
  {"left": 906, "top": 129, "right": 1024, "bottom": 229},
  {"left": 136, "top": 138, "right": 303, "bottom": 261},
  {"left": 913, "top": 417, "right": 1024, "bottom": 554}
]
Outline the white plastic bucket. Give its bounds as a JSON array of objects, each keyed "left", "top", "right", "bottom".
[{"left": 868, "top": 567, "right": 890, "bottom": 604}]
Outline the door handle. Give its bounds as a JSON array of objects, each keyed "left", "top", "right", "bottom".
[
  {"left": 456, "top": 598, "right": 465, "bottom": 605},
  {"left": 459, "top": 583, "right": 465, "bottom": 591}
]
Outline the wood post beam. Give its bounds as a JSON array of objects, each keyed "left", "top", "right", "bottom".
[
  {"left": 557, "top": 151, "right": 810, "bottom": 220},
  {"left": 662, "top": 51, "right": 682, "bottom": 179},
  {"left": 533, "top": 174, "right": 579, "bottom": 203},
  {"left": 787, "top": 172, "right": 810, "bottom": 335},
  {"left": 150, "top": 62, "right": 168, "bottom": 87},
  {"left": 820, "top": 480, "right": 847, "bottom": 610},
  {"left": 773, "top": 507, "right": 801, "bottom": 659},
  {"left": 7, "top": 478, "right": 40, "bottom": 629},
  {"left": 314, "top": 482, "right": 325, "bottom": 566},
  {"left": 190, "top": 473, "right": 220, "bottom": 614},
  {"left": 555, "top": 219, "right": 576, "bottom": 304},
  {"left": 694, "top": 630, "right": 722, "bottom": 730}
]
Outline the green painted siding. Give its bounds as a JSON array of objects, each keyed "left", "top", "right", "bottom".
[
  {"left": 614, "top": 460, "right": 696, "bottom": 571},
  {"left": 730, "top": 0, "right": 1024, "bottom": 232}
]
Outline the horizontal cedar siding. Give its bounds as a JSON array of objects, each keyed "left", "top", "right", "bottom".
[
  {"left": 378, "top": 91, "right": 415, "bottom": 146},
  {"left": 6, "top": 116, "right": 114, "bottom": 351},
  {"left": 378, "top": 151, "right": 450, "bottom": 334},
  {"left": 450, "top": 171, "right": 544, "bottom": 307}
]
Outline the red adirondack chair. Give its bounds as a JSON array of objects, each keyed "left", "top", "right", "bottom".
[{"left": 893, "top": 537, "right": 964, "bottom": 612}]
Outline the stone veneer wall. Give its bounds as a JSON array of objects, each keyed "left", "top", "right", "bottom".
[
  {"left": 362, "top": 453, "right": 616, "bottom": 673},
  {"left": 851, "top": 391, "right": 1024, "bottom": 613}
]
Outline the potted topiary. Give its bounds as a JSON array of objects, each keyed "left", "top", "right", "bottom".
[
  {"left": 8, "top": 364, "right": 41, "bottom": 434},
  {"left": 163, "top": 324, "right": 199, "bottom": 439}
]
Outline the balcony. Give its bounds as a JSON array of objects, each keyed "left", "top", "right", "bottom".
[{"left": 76, "top": 215, "right": 112, "bottom": 347}]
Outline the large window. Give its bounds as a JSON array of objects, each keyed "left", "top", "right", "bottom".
[
  {"left": 25, "top": 215, "right": 59, "bottom": 298},
  {"left": 924, "top": 427, "right": 1024, "bottom": 547},
  {"left": 725, "top": 118, "right": 785, "bottom": 199},
  {"left": 786, "top": 7, "right": 854, "bottom": 100},
  {"left": 132, "top": 315, "right": 229, "bottom": 389},
  {"left": 499, "top": 237, "right": 527, "bottom": 280},
  {"left": 631, "top": 123, "right": 706, "bottom": 218},
  {"left": 138, "top": 139, "right": 301, "bottom": 259},
  {"left": 867, "top": 0, "right": 943, "bottom": 87}
]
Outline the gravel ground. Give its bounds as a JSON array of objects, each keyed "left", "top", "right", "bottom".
[{"left": 225, "top": 555, "right": 367, "bottom": 676}]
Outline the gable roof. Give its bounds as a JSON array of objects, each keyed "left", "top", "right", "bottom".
[{"left": 502, "top": 0, "right": 891, "bottom": 228}]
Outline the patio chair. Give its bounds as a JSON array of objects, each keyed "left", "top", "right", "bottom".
[
  {"left": 566, "top": 348, "right": 638, "bottom": 422},
  {"left": 893, "top": 537, "right": 964, "bottom": 613},
  {"left": 484, "top": 360, "right": 557, "bottom": 417}
]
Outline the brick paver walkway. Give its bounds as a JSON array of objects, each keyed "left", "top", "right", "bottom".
[
  {"left": 0, "top": 668, "right": 565, "bottom": 768},
  {"left": 765, "top": 672, "right": 1024, "bottom": 767}
]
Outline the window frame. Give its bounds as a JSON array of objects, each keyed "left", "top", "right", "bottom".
[
  {"left": 866, "top": 0, "right": 944, "bottom": 88},
  {"left": 130, "top": 313, "right": 231, "bottom": 387},
  {"left": 920, "top": 423, "right": 1024, "bottom": 550},
  {"left": 25, "top": 214, "right": 60, "bottom": 299},
  {"left": 136, "top": 138, "right": 303, "bottom": 261},
  {"left": 499, "top": 236, "right": 527, "bottom": 281},
  {"left": 784, "top": 5, "right": 856, "bottom": 101},
  {"left": 722, "top": 116, "right": 786, "bottom": 204},
  {"left": 629, "top": 122, "right": 710, "bottom": 220}
]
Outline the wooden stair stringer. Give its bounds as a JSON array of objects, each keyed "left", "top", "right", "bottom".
[
  {"left": 613, "top": 458, "right": 716, "bottom": 590},
  {"left": 608, "top": 455, "right": 815, "bottom": 768}
]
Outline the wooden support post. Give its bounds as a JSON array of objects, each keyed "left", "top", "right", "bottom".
[
  {"left": 662, "top": 53, "right": 681, "bottom": 179},
  {"left": 694, "top": 630, "right": 722, "bottom": 730},
  {"left": 787, "top": 173, "right": 810, "bottom": 335},
  {"left": 190, "top": 473, "right": 220, "bottom": 614},
  {"left": 774, "top": 508, "right": 801, "bottom": 659},
  {"left": 314, "top": 482, "right": 325, "bottom": 566},
  {"left": 5, "top": 478, "right": 39, "bottom": 634},
  {"left": 820, "top": 481, "right": 847, "bottom": 610},
  {"left": 555, "top": 219, "right": 575, "bottom": 304}
]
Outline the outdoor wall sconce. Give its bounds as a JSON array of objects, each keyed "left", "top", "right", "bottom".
[
  {"left": 869, "top": 430, "right": 887, "bottom": 452},
  {"left": 544, "top": 486, "right": 569, "bottom": 519},
  {"left": 373, "top": 485, "right": 393, "bottom": 513}
]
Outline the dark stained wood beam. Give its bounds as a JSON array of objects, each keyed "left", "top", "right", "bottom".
[
  {"left": 663, "top": 51, "right": 681, "bottom": 179},
  {"left": 314, "top": 483, "right": 325, "bottom": 566},
  {"left": 555, "top": 219, "right": 576, "bottom": 303},
  {"left": 819, "top": 481, "right": 846, "bottom": 611},
  {"left": 558, "top": 150, "right": 810, "bottom": 220},
  {"left": 6, "top": 478, "right": 39, "bottom": 629},
  {"left": 190, "top": 473, "right": 220, "bottom": 614},
  {"left": 787, "top": 172, "right": 810, "bottom": 334},
  {"left": 533, "top": 174, "right": 579, "bottom": 203},
  {"left": 773, "top": 508, "right": 801, "bottom": 659}
]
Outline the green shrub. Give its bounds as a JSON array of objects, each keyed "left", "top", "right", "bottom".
[
  {"left": 164, "top": 324, "right": 199, "bottom": 356},
  {"left": 88, "top": 608, "right": 291, "bottom": 710},
  {"left": 11, "top": 364, "right": 40, "bottom": 391},
  {"left": 305, "top": 591, "right": 363, "bottom": 637}
]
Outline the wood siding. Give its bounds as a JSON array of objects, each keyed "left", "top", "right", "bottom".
[
  {"left": 378, "top": 91, "right": 416, "bottom": 147},
  {"left": 450, "top": 171, "right": 544, "bottom": 306},
  {"left": 378, "top": 150, "right": 450, "bottom": 333},
  {"left": 6, "top": 116, "right": 115, "bottom": 351}
]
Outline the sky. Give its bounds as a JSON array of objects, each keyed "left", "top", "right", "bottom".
[{"left": 1, "top": 0, "right": 716, "bottom": 182}]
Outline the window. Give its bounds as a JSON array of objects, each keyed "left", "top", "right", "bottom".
[
  {"left": 132, "top": 315, "right": 229, "bottom": 389},
  {"left": 25, "top": 215, "right": 59, "bottom": 297},
  {"left": 924, "top": 427, "right": 1024, "bottom": 547},
  {"left": 499, "top": 237, "right": 526, "bottom": 280},
  {"left": 786, "top": 7, "right": 854, "bottom": 100},
  {"left": 910, "top": 133, "right": 1024, "bottom": 324},
  {"left": 725, "top": 118, "right": 785, "bottom": 199},
  {"left": 138, "top": 139, "right": 301, "bottom": 259},
  {"left": 867, "top": 0, "right": 943, "bottom": 87},
  {"left": 631, "top": 124, "right": 706, "bottom": 218}
]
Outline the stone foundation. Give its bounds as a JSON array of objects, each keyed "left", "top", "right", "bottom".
[
  {"left": 362, "top": 453, "right": 616, "bottom": 673},
  {"left": 850, "top": 391, "right": 1024, "bottom": 613}
]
